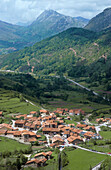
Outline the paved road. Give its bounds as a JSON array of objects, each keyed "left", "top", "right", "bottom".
[
  {"left": 60, "top": 143, "right": 110, "bottom": 156},
  {"left": 0, "top": 70, "right": 109, "bottom": 101},
  {"left": 66, "top": 77, "right": 100, "bottom": 97},
  {"left": 66, "top": 77, "right": 110, "bottom": 101},
  {"left": 54, "top": 75, "right": 109, "bottom": 101},
  {"left": 25, "top": 99, "right": 36, "bottom": 106},
  {"left": 92, "top": 162, "right": 102, "bottom": 170}
]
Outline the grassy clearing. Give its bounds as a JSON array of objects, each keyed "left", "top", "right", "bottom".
[
  {"left": 0, "top": 88, "right": 41, "bottom": 115},
  {"left": 64, "top": 119, "right": 77, "bottom": 126},
  {"left": 0, "top": 137, "right": 30, "bottom": 152},
  {"left": 63, "top": 149, "right": 108, "bottom": 170},
  {"left": 80, "top": 143, "right": 111, "bottom": 153},
  {"left": 100, "top": 131, "right": 111, "bottom": 140}
]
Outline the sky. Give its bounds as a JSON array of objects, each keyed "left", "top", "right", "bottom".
[{"left": 0, "top": 0, "right": 111, "bottom": 24}]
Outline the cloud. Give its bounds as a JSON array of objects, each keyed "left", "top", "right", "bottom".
[{"left": 0, "top": 0, "right": 111, "bottom": 24}]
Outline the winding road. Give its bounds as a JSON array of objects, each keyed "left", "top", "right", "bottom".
[{"left": 54, "top": 75, "right": 110, "bottom": 102}]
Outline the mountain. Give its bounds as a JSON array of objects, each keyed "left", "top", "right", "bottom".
[
  {"left": 85, "top": 8, "right": 111, "bottom": 32},
  {"left": 0, "top": 10, "right": 89, "bottom": 53},
  {"left": 16, "top": 21, "right": 32, "bottom": 26},
  {"left": 27, "top": 10, "right": 89, "bottom": 39},
  {"left": 0, "top": 20, "right": 30, "bottom": 54},
  {"left": 0, "top": 20, "right": 23, "bottom": 48}
]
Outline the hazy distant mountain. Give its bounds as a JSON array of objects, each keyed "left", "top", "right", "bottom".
[
  {"left": 0, "top": 20, "right": 21, "bottom": 42},
  {"left": 16, "top": 21, "right": 32, "bottom": 26},
  {"left": 85, "top": 8, "right": 111, "bottom": 32}
]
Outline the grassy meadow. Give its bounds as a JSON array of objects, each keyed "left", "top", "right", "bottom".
[
  {"left": 0, "top": 88, "right": 41, "bottom": 115},
  {"left": 0, "top": 137, "right": 30, "bottom": 152},
  {"left": 63, "top": 149, "right": 108, "bottom": 170}
]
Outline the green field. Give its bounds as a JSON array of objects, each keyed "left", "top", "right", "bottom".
[
  {"left": 63, "top": 149, "right": 108, "bottom": 170},
  {"left": 0, "top": 89, "right": 41, "bottom": 115},
  {"left": 0, "top": 137, "right": 30, "bottom": 152},
  {"left": 100, "top": 131, "right": 111, "bottom": 140}
]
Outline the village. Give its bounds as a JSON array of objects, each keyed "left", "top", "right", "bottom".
[{"left": 0, "top": 108, "right": 111, "bottom": 168}]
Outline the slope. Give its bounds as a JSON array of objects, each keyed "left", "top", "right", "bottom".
[
  {"left": 1, "top": 26, "right": 111, "bottom": 101},
  {"left": 0, "top": 27, "right": 98, "bottom": 73},
  {"left": 85, "top": 8, "right": 111, "bottom": 32}
]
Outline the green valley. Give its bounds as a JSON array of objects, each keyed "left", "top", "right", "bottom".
[{"left": 1, "top": 6, "right": 111, "bottom": 170}]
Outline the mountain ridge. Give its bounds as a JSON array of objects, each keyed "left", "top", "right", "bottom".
[
  {"left": 85, "top": 7, "right": 111, "bottom": 32},
  {"left": 0, "top": 9, "right": 89, "bottom": 54}
]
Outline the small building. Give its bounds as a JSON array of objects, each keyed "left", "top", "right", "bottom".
[
  {"left": 13, "top": 131, "right": 22, "bottom": 137},
  {"left": 42, "top": 128, "right": 60, "bottom": 135},
  {"left": 67, "top": 136, "right": 83, "bottom": 145},
  {"left": 34, "top": 152, "right": 46, "bottom": 160},
  {"left": 25, "top": 158, "right": 47, "bottom": 167},
  {"left": 0, "top": 112, "right": 3, "bottom": 117},
  {"left": 40, "top": 110, "right": 49, "bottom": 115},
  {"left": 52, "top": 135, "right": 64, "bottom": 146},
  {"left": 0, "top": 123, "right": 13, "bottom": 131},
  {"left": 15, "top": 120, "right": 26, "bottom": 128},
  {"left": 30, "top": 111, "right": 37, "bottom": 115}
]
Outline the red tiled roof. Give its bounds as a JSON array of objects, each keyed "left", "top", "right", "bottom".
[
  {"left": 40, "top": 110, "right": 49, "bottom": 113},
  {"left": 34, "top": 152, "right": 46, "bottom": 157},
  {"left": 16, "top": 114, "right": 27, "bottom": 119},
  {"left": 28, "top": 137, "right": 37, "bottom": 142},
  {"left": 42, "top": 128, "right": 60, "bottom": 132},
  {"left": 76, "top": 123, "right": 87, "bottom": 128},
  {"left": 0, "top": 130, "right": 7, "bottom": 134},
  {"left": 13, "top": 131, "right": 22, "bottom": 136},
  {"left": 30, "top": 111, "right": 37, "bottom": 114},
  {"left": 26, "top": 159, "right": 39, "bottom": 164},
  {"left": 15, "top": 120, "right": 26, "bottom": 124},
  {"left": 0, "top": 112, "right": 3, "bottom": 115}
]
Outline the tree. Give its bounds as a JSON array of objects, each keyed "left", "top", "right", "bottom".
[
  {"left": 21, "top": 154, "right": 28, "bottom": 165},
  {"left": 16, "top": 158, "right": 21, "bottom": 170},
  {"left": 19, "top": 94, "right": 24, "bottom": 102},
  {"left": 54, "top": 148, "right": 60, "bottom": 154},
  {"left": 79, "top": 113, "right": 83, "bottom": 121},
  {"left": 93, "top": 140, "right": 97, "bottom": 146},
  {"left": 34, "top": 141, "right": 39, "bottom": 146},
  {"left": 89, "top": 165, "right": 92, "bottom": 170},
  {"left": 61, "top": 151, "right": 69, "bottom": 167}
]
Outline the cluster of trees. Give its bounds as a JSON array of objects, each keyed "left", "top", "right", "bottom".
[
  {"left": 0, "top": 148, "right": 32, "bottom": 170},
  {"left": 1, "top": 71, "right": 110, "bottom": 108},
  {"left": 0, "top": 73, "right": 73, "bottom": 103},
  {"left": 100, "top": 157, "right": 111, "bottom": 170}
]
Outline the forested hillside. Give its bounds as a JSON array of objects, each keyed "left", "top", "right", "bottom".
[{"left": 0, "top": 27, "right": 111, "bottom": 80}]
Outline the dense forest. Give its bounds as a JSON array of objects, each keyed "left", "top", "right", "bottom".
[
  {"left": 0, "top": 27, "right": 111, "bottom": 81},
  {"left": 0, "top": 72, "right": 110, "bottom": 108}
]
